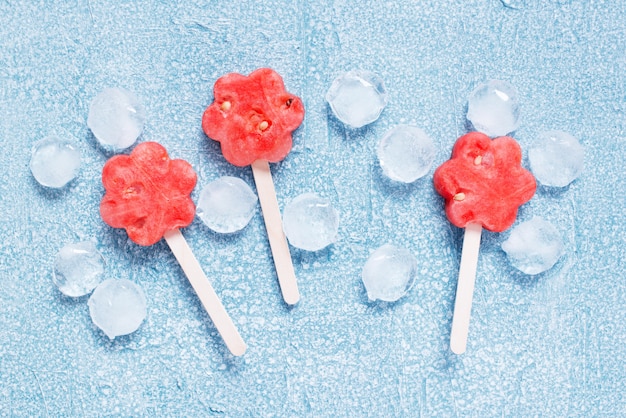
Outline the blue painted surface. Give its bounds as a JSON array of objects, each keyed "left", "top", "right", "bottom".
[{"left": 1, "top": 0, "right": 625, "bottom": 415}]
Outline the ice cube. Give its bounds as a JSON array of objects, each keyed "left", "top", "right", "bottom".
[
  {"left": 362, "top": 244, "right": 417, "bottom": 302},
  {"left": 377, "top": 125, "right": 436, "bottom": 183},
  {"left": 30, "top": 135, "right": 81, "bottom": 188},
  {"left": 467, "top": 80, "right": 520, "bottom": 137},
  {"left": 53, "top": 240, "right": 105, "bottom": 297},
  {"left": 282, "top": 193, "right": 339, "bottom": 251},
  {"left": 500, "top": 0, "right": 526, "bottom": 9},
  {"left": 196, "top": 176, "right": 258, "bottom": 234},
  {"left": 528, "top": 130, "right": 584, "bottom": 187},
  {"left": 88, "top": 279, "right": 147, "bottom": 339},
  {"left": 501, "top": 217, "right": 565, "bottom": 275},
  {"left": 87, "top": 87, "right": 145, "bottom": 150},
  {"left": 325, "top": 70, "right": 388, "bottom": 128}
]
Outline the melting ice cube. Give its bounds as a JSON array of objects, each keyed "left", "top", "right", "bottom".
[
  {"left": 467, "top": 80, "right": 520, "bottom": 137},
  {"left": 362, "top": 244, "right": 417, "bottom": 302},
  {"left": 282, "top": 193, "right": 339, "bottom": 251},
  {"left": 88, "top": 279, "right": 147, "bottom": 339},
  {"left": 325, "top": 70, "right": 388, "bottom": 128},
  {"left": 500, "top": 0, "right": 526, "bottom": 9},
  {"left": 377, "top": 125, "right": 436, "bottom": 183},
  {"left": 196, "top": 176, "right": 258, "bottom": 234},
  {"left": 30, "top": 135, "right": 81, "bottom": 188},
  {"left": 53, "top": 240, "right": 105, "bottom": 297},
  {"left": 501, "top": 217, "right": 565, "bottom": 275},
  {"left": 87, "top": 87, "right": 145, "bottom": 150},
  {"left": 528, "top": 130, "right": 584, "bottom": 187}
]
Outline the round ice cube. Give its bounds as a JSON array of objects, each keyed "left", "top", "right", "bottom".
[
  {"left": 377, "top": 125, "right": 436, "bottom": 183},
  {"left": 196, "top": 176, "right": 258, "bottom": 233},
  {"left": 528, "top": 130, "right": 584, "bottom": 187},
  {"left": 87, "top": 87, "right": 146, "bottom": 150},
  {"left": 30, "top": 136, "right": 81, "bottom": 188},
  {"left": 467, "top": 80, "right": 520, "bottom": 137},
  {"left": 282, "top": 193, "right": 339, "bottom": 251},
  {"left": 362, "top": 244, "right": 417, "bottom": 302},
  {"left": 53, "top": 241, "right": 105, "bottom": 297},
  {"left": 325, "top": 70, "right": 388, "bottom": 128},
  {"left": 88, "top": 279, "right": 147, "bottom": 339},
  {"left": 501, "top": 217, "right": 565, "bottom": 275}
]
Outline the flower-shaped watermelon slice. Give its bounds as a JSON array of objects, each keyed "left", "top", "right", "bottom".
[
  {"left": 100, "top": 141, "right": 197, "bottom": 246},
  {"left": 202, "top": 68, "right": 305, "bottom": 167},
  {"left": 433, "top": 132, "right": 536, "bottom": 232}
]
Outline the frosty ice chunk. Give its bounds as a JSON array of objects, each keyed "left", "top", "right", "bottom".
[
  {"left": 377, "top": 125, "right": 436, "bottom": 183},
  {"left": 88, "top": 279, "right": 147, "bottom": 339},
  {"left": 282, "top": 193, "right": 339, "bottom": 251},
  {"left": 87, "top": 87, "right": 145, "bottom": 150},
  {"left": 501, "top": 217, "right": 564, "bottom": 275},
  {"left": 361, "top": 244, "right": 417, "bottom": 302},
  {"left": 467, "top": 80, "right": 520, "bottom": 137},
  {"left": 528, "top": 130, "right": 584, "bottom": 187},
  {"left": 196, "top": 176, "right": 258, "bottom": 233},
  {"left": 326, "top": 70, "right": 388, "bottom": 128},
  {"left": 30, "top": 136, "right": 81, "bottom": 188},
  {"left": 500, "top": 0, "right": 526, "bottom": 8},
  {"left": 53, "top": 241, "right": 104, "bottom": 297}
]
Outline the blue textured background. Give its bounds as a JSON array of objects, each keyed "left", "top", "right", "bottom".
[{"left": 1, "top": 0, "right": 625, "bottom": 416}]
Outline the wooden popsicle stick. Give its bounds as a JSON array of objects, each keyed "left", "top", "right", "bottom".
[
  {"left": 450, "top": 222, "right": 483, "bottom": 355},
  {"left": 250, "top": 159, "right": 300, "bottom": 305},
  {"left": 163, "top": 228, "right": 247, "bottom": 356}
]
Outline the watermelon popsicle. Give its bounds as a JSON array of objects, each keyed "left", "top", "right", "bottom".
[
  {"left": 100, "top": 141, "right": 246, "bottom": 356},
  {"left": 433, "top": 132, "right": 536, "bottom": 354},
  {"left": 202, "top": 68, "right": 305, "bottom": 305}
]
